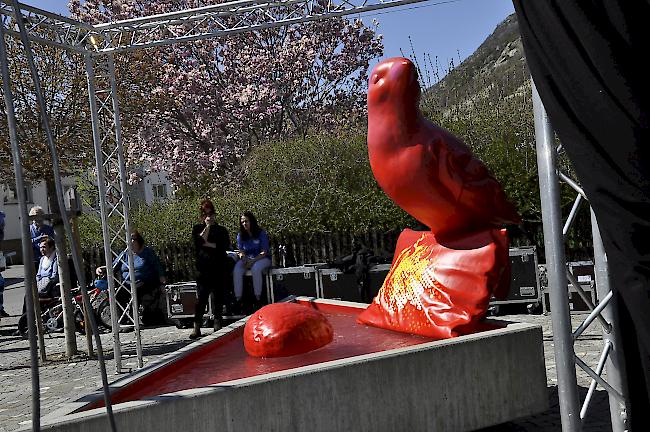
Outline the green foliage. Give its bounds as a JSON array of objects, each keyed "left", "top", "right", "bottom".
[
  {"left": 77, "top": 132, "right": 416, "bottom": 248},
  {"left": 230, "top": 133, "right": 414, "bottom": 235}
]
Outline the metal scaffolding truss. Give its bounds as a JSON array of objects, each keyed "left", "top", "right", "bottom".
[
  {"left": 2, "top": 0, "right": 435, "bottom": 54},
  {"left": 533, "top": 83, "right": 628, "bottom": 432},
  {"left": 85, "top": 51, "right": 143, "bottom": 370},
  {"left": 0, "top": 1, "right": 631, "bottom": 431},
  {"left": 0, "top": 2, "right": 94, "bottom": 52}
]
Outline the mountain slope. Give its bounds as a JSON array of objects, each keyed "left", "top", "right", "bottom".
[{"left": 423, "top": 13, "right": 529, "bottom": 110}]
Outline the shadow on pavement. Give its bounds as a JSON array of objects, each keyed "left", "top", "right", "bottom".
[
  {"left": 2, "top": 277, "right": 24, "bottom": 289},
  {"left": 478, "top": 385, "right": 612, "bottom": 431},
  {"left": 121, "top": 340, "right": 193, "bottom": 358}
]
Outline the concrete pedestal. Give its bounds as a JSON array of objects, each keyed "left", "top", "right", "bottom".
[{"left": 40, "top": 298, "right": 548, "bottom": 432}]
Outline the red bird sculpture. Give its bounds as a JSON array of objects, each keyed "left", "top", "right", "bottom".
[
  {"left": 367, "top": 57, "right": 521, "bottom": 236},
  {"left": 358, "top": 57, "right": 521, "bottom": 339}
]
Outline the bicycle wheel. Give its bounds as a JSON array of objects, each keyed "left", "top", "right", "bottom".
[
  {"left": 97, "top": 299, "right": 113, "bottom": 330},
  {"left": 74, "top": 309, "right": 86, "bottom": 335}
]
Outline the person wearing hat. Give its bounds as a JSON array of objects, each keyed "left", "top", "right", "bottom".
[{"left": 29, "top": 206, "right": 54, "bottom": 270}]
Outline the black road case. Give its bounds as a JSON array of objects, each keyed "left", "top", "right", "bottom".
[
  {"left": 165, "top": 282, "right": 213, "bottom": 327},
  {"left": 267, "top": 266, "right": 320, "bottom": 302},
  {"left": 490, "top": 247, "right": 542, "bottom": 312},
  {"left": 542, "top": 260, "right": 596, "bottom": 314},
  {"left": 320, "top": 263, "right": 391, "bottom": 303}
]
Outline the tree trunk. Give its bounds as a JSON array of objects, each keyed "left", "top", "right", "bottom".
[
  {"left": 47, "top": 179, "right": 77, "bottom": 357},
  {"left": 72, "top": 216, "right": 93, "bottom": 357}
]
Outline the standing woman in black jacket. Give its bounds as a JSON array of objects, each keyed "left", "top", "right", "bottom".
[{"left": 189, "top": 199, "right": 232, "bottom": 339}]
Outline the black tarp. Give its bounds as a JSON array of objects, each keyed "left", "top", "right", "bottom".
[{"left": 513, "top": 1, "right": 650, "bottom": 429}]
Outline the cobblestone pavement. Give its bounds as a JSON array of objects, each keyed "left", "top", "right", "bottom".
[{"left": 0, "top": 267, "right": 616, "bottom": 431}]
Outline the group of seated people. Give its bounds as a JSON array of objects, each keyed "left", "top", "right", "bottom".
[
  {"left": 20, "top": 203, "right": 272, "bottom": 337},
  {"left": 108, "top": 201, "right": 271, "bottom": 338}
]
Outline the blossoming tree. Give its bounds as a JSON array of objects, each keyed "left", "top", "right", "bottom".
[{"left": 70, "top": 0, "right": 383, "bottom": 187}]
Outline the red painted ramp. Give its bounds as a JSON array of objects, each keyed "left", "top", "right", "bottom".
[{"left": 88, "top": 300, "right": 478, "bottom": 410}]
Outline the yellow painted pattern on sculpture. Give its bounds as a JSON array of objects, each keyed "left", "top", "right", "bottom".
[
  {"left": 373, "top": 234, "right": 450, "bottom": 333},
  {"left": 358, "top": 228, "right": 508, "bottom": 338}
]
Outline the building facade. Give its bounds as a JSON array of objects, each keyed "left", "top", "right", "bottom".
[{"left": 0, "top": 171, "right": 172, "bottom": 264}]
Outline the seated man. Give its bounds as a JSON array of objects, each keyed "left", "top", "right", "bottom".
[
  {"left": 29, "top": 206, "right": 55, "bottom": 271},
  {"left": 112, "top": 230, "right": 166, "bottom": 326},
  {"left": 15, "top": 236, "right": 59, "bottom": 335},
  {"left": 36, "top": 236, "right": 59, "bottom": 299}
]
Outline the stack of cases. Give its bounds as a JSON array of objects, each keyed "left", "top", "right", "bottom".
[{"left": 320, "top": 263, "right": 391, "bottom": 303}]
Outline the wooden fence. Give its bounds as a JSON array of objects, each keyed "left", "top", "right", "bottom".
[{"left": 82, "top": 229, "right": 402, "bottom": 284}]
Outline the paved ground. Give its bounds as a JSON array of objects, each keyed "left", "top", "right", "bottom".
[{"left": 0, "top": 264, "right": 615, "bottom": 431}]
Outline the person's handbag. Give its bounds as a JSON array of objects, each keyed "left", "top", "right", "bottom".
[
  {"left": 37, "top": 276, "right": 52, "bottom": 293},
  {"left": 37, "top": 276, "right": 60, "bottom": 297}
]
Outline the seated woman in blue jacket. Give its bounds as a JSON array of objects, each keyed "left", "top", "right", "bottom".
[
  {"left": 113, "top": 230, "right": 166, "bottom": 325},
  {"left": 233, "top": 211, "right": 271, "bottom": 310}
]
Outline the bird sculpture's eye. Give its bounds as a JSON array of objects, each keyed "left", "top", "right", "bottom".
[{"left": 371, "top": 73, "right": 381, "bottom": 85}]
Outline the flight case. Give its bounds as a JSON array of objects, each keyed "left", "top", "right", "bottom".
[
  {"left": 319, "top": 263, "right": 391, "bottom": 303},
  {"left": 490, "top": 247, "right": 542, "bottom": 312},
  {"left": 165, "top": 282, "right": 213, "bottom": 327},
  {"left": 267, "top": 266, "right": 321, "bottom": 303}
]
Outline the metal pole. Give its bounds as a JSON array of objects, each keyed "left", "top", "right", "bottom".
[
  {"left": 562, "top": 194, "right": 583, "bottom": 237},
  {"left": 0, "top": 20, "right": 41, "bottom": 432},
  {"left": 9, "top": 3, "right": 117, "bottom": 430},
  {"left": 581, "top": 341, "right": 612, "bottom": 419},
  {"left": 84, "top": 53, "right": 123, "bottom": 373},
  {"left": 72, "top": 215, "right": 95, "bottom": 355},
  {"left": 107, "top": 53, "right": 143, "bottom": 367},
  {"left": 591, "top": 209, "right": 629, "bottom": 431},
  {"left": 532, "top": 80, "right": 581, "bottom": 431}
]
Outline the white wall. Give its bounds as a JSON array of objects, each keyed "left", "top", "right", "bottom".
[
  {"left": 1, "top": 180, "right": 64, "bottom": 242},
  {"left": 140, "top": 171, "right": 173, "bottom": 204},
  {"left": 1, "top": 171, "right": 173, "bottom": 243}
]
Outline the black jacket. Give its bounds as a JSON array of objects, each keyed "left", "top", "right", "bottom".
[{"left": 192, "top": 223, "right": 230, "bottom": 274}]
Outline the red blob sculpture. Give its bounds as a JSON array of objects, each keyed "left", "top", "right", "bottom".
[
  {"left": 359, "top": 57, "right": 520, "bottom": 338},
  {"left": 244, "top": 303, "right": 334, "bottom": 358}
]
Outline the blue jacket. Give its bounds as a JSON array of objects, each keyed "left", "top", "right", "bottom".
[
  {"left": 237, "top": 229, "right": 271, "bottom": 259},
  {"left": 114, "top": 246, "right": 164, "bottom": 284}
]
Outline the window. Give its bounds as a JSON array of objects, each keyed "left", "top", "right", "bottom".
[
  {"left": 3, "top": 183, "right": 33, "bottom": 204},
  {"left": 152, "top": 183, "right": 167, "bottom": 201},
  {"left": 64, "top": 186, "right": 80, "bottom": 212}
]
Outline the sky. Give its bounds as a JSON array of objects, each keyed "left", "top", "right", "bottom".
[{"left": 29, "top": 0, "right": 515, "bottom": 78}]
